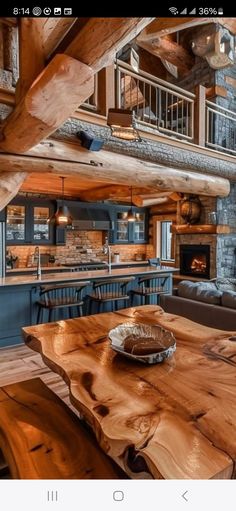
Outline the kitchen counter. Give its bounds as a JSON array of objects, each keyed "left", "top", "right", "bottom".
[{"left": 1, "top": 266, "right": 177, "bottom": 287}]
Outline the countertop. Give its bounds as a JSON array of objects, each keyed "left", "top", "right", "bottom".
[{"left": 0, "top": 266, "right": 178, "bottom": 287}]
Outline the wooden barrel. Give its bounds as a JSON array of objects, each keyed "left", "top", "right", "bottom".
[{"left": 180, "top": 195, "right": 201, "bottom": 224}]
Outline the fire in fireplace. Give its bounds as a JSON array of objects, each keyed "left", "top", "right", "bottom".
[{"left": 180, "top": 245, "right": 210, "bottom": 279}]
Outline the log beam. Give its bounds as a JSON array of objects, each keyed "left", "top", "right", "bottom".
[
  {"left": 0, "top": 146, "right": 230, "bottom": 197},
  {"left": 42, "top": 18, "right": 77, "bottom": 58},
  {"left": 16, "top": 18, "right": 45, "bottom": 103},
  {"left": 79, "top": 184, "right": 153, "bottom": 202},
  {"left": 0, "top": 17, "right": 154, "bottom": 153},
  {"left": 0, "top": 54, "right": 94, "bottom": 153},
  {"left": 64, "top": 18, "right": 155, "bottom": 73},
  {"left": 137, "top": 34, "right": 194, "bottom": 76},
  {"left": 137, "top": 17, "right": 222, "bottom": 39},
  {"left": 0, "top": 171, "right": 27, "bottom": 211}
]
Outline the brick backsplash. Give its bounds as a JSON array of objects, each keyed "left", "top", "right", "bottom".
[{"left": 8, "top": 230, "right": 153, "bottom": 267}]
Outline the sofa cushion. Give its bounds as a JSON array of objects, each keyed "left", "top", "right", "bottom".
[
  {"left": 221, "top": 290, "right": 236, "bottom": 309},
  {"left": 178, "top": 280, "right": 222, "bottom": 305},
  {"left": 214, "top": 278, "right": 236, "bottom": 292}
]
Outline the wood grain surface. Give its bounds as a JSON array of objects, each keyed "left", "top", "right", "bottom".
[
  {"left": 23, "top": 305, "right": 236, "bottom": 479},
  {"left": 0, "top": 378, "right": 126, "bottom": 479}
]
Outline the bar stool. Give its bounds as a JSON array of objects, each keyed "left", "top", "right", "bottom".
[
  {"left": 130, "top": 273, "right": 169, "bottom": 306},
  {"left": 88, "top": 277, "right": 134, "bottom": 314},
  {"left": 36, "top": 281, "right": 90, "bottom": 324}
]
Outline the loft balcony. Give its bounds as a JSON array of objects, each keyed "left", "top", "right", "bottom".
[{"left": 79, "top": 60, "right": 236, "bottom": 158}]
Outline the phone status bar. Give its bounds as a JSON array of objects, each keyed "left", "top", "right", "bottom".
[{"left": 1, "top": 5, "right": 235, "bottom": 17}]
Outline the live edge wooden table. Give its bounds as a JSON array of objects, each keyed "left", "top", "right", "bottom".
[{"left": 22, "top": 305, "right": 236, "bottom": 480}]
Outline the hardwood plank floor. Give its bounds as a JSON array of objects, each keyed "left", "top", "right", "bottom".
[{"left": 0, "top": 343, "right": 79, "bottom": 415}]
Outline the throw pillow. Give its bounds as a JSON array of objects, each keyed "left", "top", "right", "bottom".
[
  {"left": 215, "top": 278, "right": 236, "bottom": 292},
  {"left": 178, "top": 280, "right": 222, "bottom": 304}
]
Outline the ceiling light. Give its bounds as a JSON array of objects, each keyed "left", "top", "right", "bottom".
[{"left": 107, "top": 108, "right": 141, "bottom": 142}]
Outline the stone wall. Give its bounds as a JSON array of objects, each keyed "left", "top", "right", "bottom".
[{"left": 216, "top": 183, "right": 236, "bottom": 277}]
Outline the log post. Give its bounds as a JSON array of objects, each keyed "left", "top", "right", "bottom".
[
  {"left": 194, "top": 84, "right": 206, "bottom": 146},
  {"left": 16, "top": 18, "right": 45, "bottom": 103},
  {"left": 97, "top": 64, "right": 115, "bottom": 116},
  {"left": 0, "top": 172, "right": 27, "bottom": 211}
]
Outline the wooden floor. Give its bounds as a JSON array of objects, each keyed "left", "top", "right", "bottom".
[
  {"left": 0, "top": 343, "right": 79, "bottom": 415},
  {"left": 0, "top": 342, "right": 82, "bottom": 479}
]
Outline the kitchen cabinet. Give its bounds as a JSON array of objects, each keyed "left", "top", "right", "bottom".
[
  {"left": 110, "top": 207, "right": 148, "bottom": 244},
  {"left": 6, "top": 199, "right": 54, "bottom": 245}
]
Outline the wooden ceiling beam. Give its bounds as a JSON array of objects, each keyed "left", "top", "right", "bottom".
[
  {"left": 64, "top": 18, "right": 155, "bottom": 73},
  {"left": 0, "top": 172, "right": 27, "bottom": 211},
  {"left": 137, "top": 34, "right": 194, "bottom": 76},
  {"left": 142, "top": 197, "right": 169, "bottom": 206},
  {"left": 0, "top": 18, "right": 18, "bottom": 27},
  {"left": 0, "top": 18, "right": 154, "bottom": 154},
  {"left": 78, "top": 184, "right": 153, "bottom": 202},
  {"left": 42, "top": 17, "right": 77, "bottom": 58},
  {"left": 138, "top": 18, "right": 218, "bottom": 39},
  {"left": 0, "top": 146, "right": 229, "bottom": 197},
  {"left": 0, "top": 54, "right": 94, "bottom": 154},
  {"left": 0, "top": 88, "right": 15, "bottom": 106},
  {"left": 16, "top": 18, "right": 45, "bottom": 103}
]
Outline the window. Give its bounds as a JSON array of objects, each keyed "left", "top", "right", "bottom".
[{"left": 161, "top": 221, "right": 173, "bottom": 261}]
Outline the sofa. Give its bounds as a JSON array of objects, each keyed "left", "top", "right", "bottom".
[{"left": 160, "top": 278, "right": 236, "bottom": 330}]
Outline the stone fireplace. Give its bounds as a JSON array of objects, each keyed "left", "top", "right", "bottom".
[
  {"left": 175, "top": 185, "right": 236, "bottom": 279},
  {"left": 180, "top": 244, "right": 210, "bottom": 279}
]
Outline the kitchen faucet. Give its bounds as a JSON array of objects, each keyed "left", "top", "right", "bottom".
[
  {"left": 103, "top": 237, "right": 112, "bottom": 274},
  {"left": 34, "top": 246, "right": 41, "bottom": 279}
]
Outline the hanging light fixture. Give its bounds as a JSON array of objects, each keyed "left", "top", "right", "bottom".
[
  {"left": 107, "top": 108, "right": 141, "bottom": 142},
  {"left": 127, "top": 187, "right": 136, "bottom": 222},
  {"left": 49, "top": 177, "right": 72, "bottom": 226}
]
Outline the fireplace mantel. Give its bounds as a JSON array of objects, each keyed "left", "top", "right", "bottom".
[{"left": 171, "top": 224, "right": 230, "bottom": 234}]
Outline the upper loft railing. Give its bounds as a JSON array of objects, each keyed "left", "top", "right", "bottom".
[
  {"left": 80, "top": 61, "right": 236, "bottom": 158},
  {"left": 206, "top": 100, "right": 236, "bottom": 156},
  {"left": 115, "top": 60, "right": 195, "bottom": 142}
]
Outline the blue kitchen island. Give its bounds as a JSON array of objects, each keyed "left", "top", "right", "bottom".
[{"left": 0, "top": 266, "right": 178, "bottom": 347}]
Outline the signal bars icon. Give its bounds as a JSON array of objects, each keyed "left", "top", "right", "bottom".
[{"left": 179, "top": 7, "right": 196, "bottom": 14}]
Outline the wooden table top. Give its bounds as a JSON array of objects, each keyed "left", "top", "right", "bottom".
[{"left": 22, "top": 305, "right": 236, "bottom": 480}]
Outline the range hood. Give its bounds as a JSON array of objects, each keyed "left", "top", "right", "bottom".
[{"left": 70, "top": 207, "right": 112, "bottom": 231}]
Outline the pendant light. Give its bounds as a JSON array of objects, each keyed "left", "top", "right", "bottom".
[
  {"left": 127, "top": 187, "right": 136, "bottom": 222},
  {"left": 50, "top": 177, "right": 72, "bottom": 226}
]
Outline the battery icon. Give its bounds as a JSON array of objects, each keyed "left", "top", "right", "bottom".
[{"left": 218, "top": 7, "right": 223, "bottom": 14}]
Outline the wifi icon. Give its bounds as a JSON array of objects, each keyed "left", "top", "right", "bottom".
[{"left": 169, "top": 7, "right": 178, "bottom": 14}]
